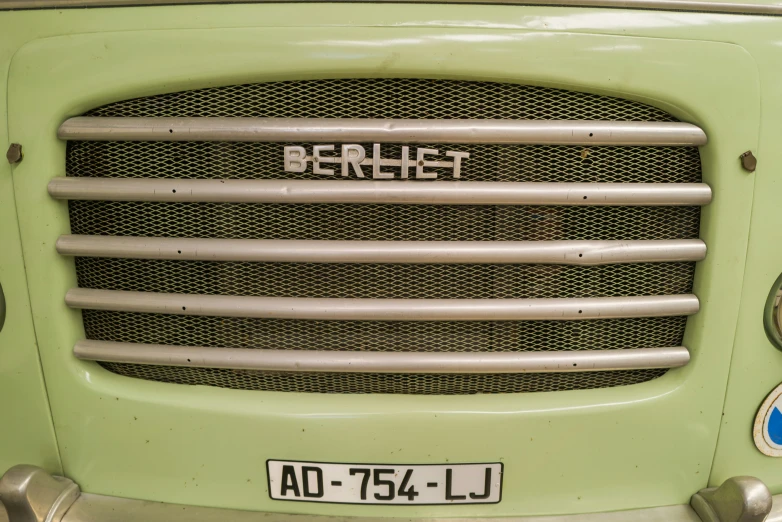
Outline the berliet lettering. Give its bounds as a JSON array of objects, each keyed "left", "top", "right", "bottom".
[{"left": 284, "top": 144, "right": 470, "bottom": 179}]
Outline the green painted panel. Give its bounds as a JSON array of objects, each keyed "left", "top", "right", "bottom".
[
  {"left": 0, "top": 64, "right": 61, "bottom": 475},
  {"left": 707, "top": 39, "right": 782, "bottom": 487},
  {"left": 4, "top": 16, "right": 756, "bottom": 517}
]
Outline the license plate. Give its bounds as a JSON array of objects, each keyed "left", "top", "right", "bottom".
[{"left": 267, "top": 460, "right": 502, "bottom": 505}]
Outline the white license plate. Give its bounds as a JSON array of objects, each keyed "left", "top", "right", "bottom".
[{"left": 267, "top": 460, "right": 502, "bottom": 505}]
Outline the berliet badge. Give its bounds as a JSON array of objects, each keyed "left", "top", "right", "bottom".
[{"left": 284, "top": 144, "right": 470, "bottom": 179}]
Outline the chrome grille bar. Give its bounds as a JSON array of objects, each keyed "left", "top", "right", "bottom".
[
  {"left": 65, "top": 289, "right": 699, "bottom": 320},
  {"left": 74, "top": 340, "right": 691, "bottom": 373},
  {"left": 56, "top": 235, "right": 707, "bottom": 265},
  {"left": 47, "top": 178, "right": 712, "bottom": 206},
  {"left": 57, "top": 117, "right": 708, "bottom": 146}
]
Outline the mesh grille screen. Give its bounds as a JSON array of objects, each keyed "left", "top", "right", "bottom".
[
  {"left": 67, "top": 78, "right": 702, "bottom": 395},
  {"left": 67, "top": 141, "right": 701, "bottom": 184},
  {"left": 83, "top": 78, "right": 679, "bottom": 121},
  {"left": 84, "top": 311, "right": 688, "bottom": 353},
  {"left": 76, "top": 258, "right": 694, "bottom": 299},
  {"left": 68, "top": 202, "right": 700, "bottom": 242},
  {"left": 99, "top": 363, "right": 668, "bottom": 395}
]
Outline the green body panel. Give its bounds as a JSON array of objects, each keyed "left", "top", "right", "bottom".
[
  {"left": 708, "top": 37, "right": 782, "bottom": 485},
  {"left": 0, "top": 77, "right": 61, "bottom": 476},
  {"left": 0, "top": 3, "right": 781, "bottom": 517}
]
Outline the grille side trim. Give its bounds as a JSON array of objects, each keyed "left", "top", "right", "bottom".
[
  {"left": 57, "top": 235, "right": 707, "bottom": 265},
  {"left": 48, "top": 178, "right": 713, "bottom": 206},
  {"left": 65, "top": 289, "right": 700, "bottom": 320},
  {"left": 73, "top": 340, "right": 691, "bottom": 373},
  {"left": 57, "top": 118, "right": 708, "bottom": 146}
]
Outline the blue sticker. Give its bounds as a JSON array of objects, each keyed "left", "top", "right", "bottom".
[{"left": 768, "top": 407, "right": 782, "bottom": 445}]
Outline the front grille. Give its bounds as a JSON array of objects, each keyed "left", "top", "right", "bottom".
[{"left": 59, "top": 78, "right": 705, "bottom": 394}]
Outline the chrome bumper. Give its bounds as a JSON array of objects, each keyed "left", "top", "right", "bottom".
[{"left": 0, "top": 465, "right": 777, "bottom": 522}]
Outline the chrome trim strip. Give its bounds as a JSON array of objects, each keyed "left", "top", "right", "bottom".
[
  {"left": 65, "top": 289, "right": 700, "bottom": 320},
  {"left": 3, "top": 0, "right": 782, "bottom": 17},
  {"left": 57, "top": 117, "right": 707, "bottom": 146},
  {"left": 47, "top": 178, "right": 713, "bottom": 206},
  {"left": 73, "top": 339, "right": 691, "bottom": 373},
  {"left": 763, "top": 494, "right": 782, "bottom": 522},
  {"left": 56, "top": 235, "right": 708, "bottom": 265}
]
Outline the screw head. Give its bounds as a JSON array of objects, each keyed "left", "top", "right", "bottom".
[
  {"left": 740, "top": 150, "right": 757, "bottom": 172},
  {"left": 6, "top": 143, "right": 22, "bottom": 165}
]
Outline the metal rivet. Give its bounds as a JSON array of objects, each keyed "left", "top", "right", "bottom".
[
  {"left": 6, "top": 143, "right": 22, "bottom": 165},
  {"left": 740, "top": 150, "right": 757, "bottom": 172}
]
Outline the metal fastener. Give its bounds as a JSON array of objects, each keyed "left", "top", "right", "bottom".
[
  {"left": 0, "top": 465, "right": 81, "bottom": 522},
  {"left": 740, "top": 151, "right": 757, "bottom": 172},
  {"left": 6, "top": 143, "right": 22, "bottom": 164},
  {"left": 691, "top": 476, "right": 771, "bottom": 522}
]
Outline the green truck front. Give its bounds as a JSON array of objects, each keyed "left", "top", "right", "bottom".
[{"left": 0, "top": 1, "right": 781, "bottom": 521}]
